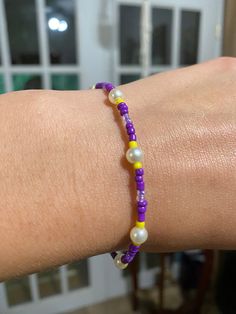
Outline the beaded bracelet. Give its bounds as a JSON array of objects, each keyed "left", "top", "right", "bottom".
[{"left": 93, "top": 82, "right": 148, "bottom": 270}]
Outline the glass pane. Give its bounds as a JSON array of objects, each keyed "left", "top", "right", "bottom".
[
  {"left": 0, "top": 75, "right": 5, "bottom": 93},
  {"left": 152, "top": 8, "right": 173, "bottom": 65},
  {"left": 120, "top": 74, "right": 141, "bottom": 84},
  {"left": 4, "top": 0, "right": 40, "bottom": 64},
  {"left": 180, "top": 11, "right": 200, "bottom": 65},
  {"left": 46, "top": 0, "right": 77, "bottom": 64},
  {"left": 51, "top": 74, "right": 78, "bottom": 90},
  {"left": 5, "top": 277, "right": 32, "bottom": 306},
  {"left": 119, "top": 5, "right": 141, "bottom": 65},
  {"left": 67, "top": 260, "right": 89, "bottom": 291},
  {"left": 38, "top": 268, "right": 61, "bottom": 298},
  {"left": 13, "top": 74, "right": 42, "bottom": 91}
]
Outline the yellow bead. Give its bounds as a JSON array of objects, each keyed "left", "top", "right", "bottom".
[
  {"left": 133, "top": 162, "right": 143, "bottom": 169},
  {"left": 129, "top": 141, "right": 138, "bottom": 148},
  {"left": 114, "top": 97, "right": 124, "bottom": 105},
  {"left": 136, "top": 221, "right": 145, "bottom": 228},
  {"left": 132, "top": 241, "right": 140, "bottom": 247}
]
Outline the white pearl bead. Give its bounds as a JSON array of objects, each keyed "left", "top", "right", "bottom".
[
  {"left": 126, "top": 147, "right": 143, "bottom": 163},
  {"left": 130, "top": 227, "right": 148, "bottom": 245},
  {"left": 114, "top": 252, "right": 128, "bottom": 270},
  {"left": 108, "top": 88, "right": 124, "bottom": 104}
]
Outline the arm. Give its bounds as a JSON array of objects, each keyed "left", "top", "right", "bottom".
[{"left": 0, "top": 57, "right": 235, "bottom": 281}]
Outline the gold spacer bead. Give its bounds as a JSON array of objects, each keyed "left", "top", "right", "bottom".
[
  {"left": 133, "top": 162, "right": 143, "bottom": 169},
  {"left": 129, "top": 141, "right": 138, "bottom": 148},
  {"left": 114, "top": 97, "right": 124, "bottom": 105},
  {"left": 136, "top": 221, "right": 145, "bottom": 228}
]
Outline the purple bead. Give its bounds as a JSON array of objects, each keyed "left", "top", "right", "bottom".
[
  {"left": 120, "top": 109, "right": 128, "bottom": 116},
  {"left": 126, "top": 251, "right": 135, "bottom": 257},
  {"left": 120, "top": 109, "right": 128, "bottom": 115},
  {"left": 138, "top": 199, "right": 148, "bottom": 207},
  {"left": 120, "top": 244, "right": 141, "bottom": 264},
  {"left": 117, "top": 102, "right": 127, "bottom": 110},
  {"left": 127, "top": 127, "right": 135, "bottom": 135},
  {"left": 129, "top": 134, "right": 137, "bottom": 141},
  {"left": 135, "top": 168, "right": 144, "bottom": 176},
  {"left": 104, "top": 83, "right": 115, "bottom": 92},
  {"left": 138, "top": 213, "right": 146, "bottom": 222},
  {"left": 126, "top": 122, "right": 133, "bottom": 129},
  {"left": 137, "top": 182, "right": 145, "bottom": 191},
  {"left": 121, "top": 256, "right": 129, "bottom": 264},
  {"left": 138, "top": 206, "right": 147, "bottom": 214},
  {"left": 118, "top": 103, "right": 128, "bottom": 110},
  {"left": 122, "top": 254, "right": 132, "bottom": 264},
  {"left": 121, "top": 103, "right": 128, "bottom": 110},
  {"left": 121, "top": 252, "right": 137, "bottom": 264},
  {"left": 129, "top": 244, "right": 140, "bottom": 252},
  {"left": 135, "top": 175, "right": 143, "bottom": 182},
  {"left": 95, "top": 82, "right": 106, "bottom": 89}
]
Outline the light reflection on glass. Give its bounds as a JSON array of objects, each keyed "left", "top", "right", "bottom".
[
  {"left": 46, "top": 0, "right": 76, "bottom": 64},
  {"left": 48, "top": 17, "right": 68, "bottom": 32}
]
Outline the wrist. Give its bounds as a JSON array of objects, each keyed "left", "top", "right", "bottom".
[{"left": 120, "top": 72, "right": 236, "bottom": 251}]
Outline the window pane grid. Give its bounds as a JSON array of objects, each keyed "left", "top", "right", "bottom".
[
  {"left": 119, "top": 4, "right": 141, "bottom": 65},
  {"left": 151, "top": 7, "right": 173, "bottom": 65},
  {"left": 0, "top": 0, "right": 80, "bottom": 93},
  {"left": 180, "top": 10, "right": 200, "bottom": 65},
  {"left": 5, "top": 0, "right": 40, "bottom": 65}
]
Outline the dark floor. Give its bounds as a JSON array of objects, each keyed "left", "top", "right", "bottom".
[{"left": 67, "top": 284, "right": 220, "bottom": 314}]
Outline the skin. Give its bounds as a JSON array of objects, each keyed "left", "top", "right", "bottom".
[{"left": 0, "top": 57, "right": 235, "bottom": 281}]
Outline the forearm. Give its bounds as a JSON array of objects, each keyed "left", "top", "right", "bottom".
[{"left": 0, "top": 58, "right": 235, "bottom": 281}]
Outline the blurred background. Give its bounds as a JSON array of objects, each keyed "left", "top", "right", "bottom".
[{"left": 0, "top": 0, "right": 235, "bottom": 313}]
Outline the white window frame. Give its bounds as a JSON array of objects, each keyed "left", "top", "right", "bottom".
[
  {"left": 0, "top": 0, "right": 81, "bottom": 92},
  {"left": 114, "top": 0, "right": 224, "bottom": 85}
]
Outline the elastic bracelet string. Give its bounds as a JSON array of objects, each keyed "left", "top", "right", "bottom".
[{"left": 93, "top": 82, "right": 148, "bottom": 270}]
